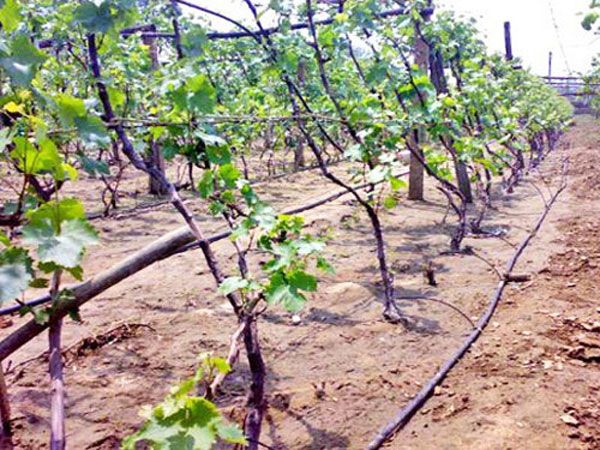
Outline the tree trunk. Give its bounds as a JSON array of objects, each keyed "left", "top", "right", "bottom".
[{"left": 243, "top": 317, "right": 266, "bottom": 450}]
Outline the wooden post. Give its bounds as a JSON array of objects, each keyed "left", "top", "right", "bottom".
[
  {"left": 0, "top": 364, "right": 11, "bottom": 437},
  {"left": 142, "top": 25, "right": 168, "bottom": 196},
  {"left": 429, "top": 45, "right": 473, "bottom": 203},
  {"left": 408, "top": 5, "right": 433, "bottom": 201},
  {"left": 49, "top": 271, "right": 65, "bottom": 450},
  {"left": 294, "top": 59, "right": 307, "bottom": 170},
  {"left": 504, "top": 22, "right": 513, "bottom": 61},
  {"left": 548, "top": 51, "right": 553, "bottom": 81}
]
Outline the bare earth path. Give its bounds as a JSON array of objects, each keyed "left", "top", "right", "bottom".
[
  {"left": 0, "top": 117, "right": 598, "bottom": 449},
  {"left": 397, "top": 116, "right": 600, "bottom": 450}
]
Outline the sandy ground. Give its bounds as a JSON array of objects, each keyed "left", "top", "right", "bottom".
[{"left": 0, "top": 117, "right": 598, "bottom": 449}]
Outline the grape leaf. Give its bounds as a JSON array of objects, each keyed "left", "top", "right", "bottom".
[
  {"left": 26, "top": 198, "right": 86, "bottom": 230},
  {"left": 186, "top": 75, "right": 216, "bottom": 113},
  {"left": 23, "top": 218, "right": 98, "bottom": 269},
  {"left": 72, "top": 1, "right": 116, "bottom": 34},
  {"left": 218, "top": 276, "right": 248, "bottom": 295},
  {"left": 265, "top": 272, "right": 307, "bottom": 312},
  {"left": 0, "top": 247, "right": 33, "bottom": 303},
  {"left": 54, "top": 94, "right": 86, "bottom": 125},
  {"left": 10, "top": 136, "right": 62, "bottom": 175},
  {"left": 0, "top": 34, "right": 47, "bottom": 86},
  {"left": 0, "top": 231, "right": 10, "bottom": 247},
  {"left": 288, "top": 270, "right": 317, "bottom": 292},
  {"left": 78, "top": 154, "right": 111, "bottom": 178},
  {"left": 0, "top": 0, "right": 21, "bottom": 33},
  {"left": 74, "top": 115, "right": 111, "bottom": 146},
  {"left": 197, "top": 170, "right": 214, "bottom": 199}
]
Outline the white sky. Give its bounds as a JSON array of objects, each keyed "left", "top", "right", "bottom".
[
  {"left": 440, "top": 0, "right": 599, "bottom": 76},
  {"left": 184, "top": 0, "right": 600, "bottom": 76}
]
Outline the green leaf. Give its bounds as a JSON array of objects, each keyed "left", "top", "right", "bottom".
[
  {"left": 29, "top": 278, "right": 49, "bottom": 288},
  {"left": 0, "top": 231, "right": 10, "bottom": 247},
  {"left": 366, "top": 166, "right": 388, "bottom": 184},
  {"left": 215, "top": 422, "right": 247, "bottom": 445},
  {"left": 186, "top": 75, "right": 216, "bottom": 113},
  {"left": 251, "top": 202, "right": 276, "bottom": 231},
  {"left": 206, "top": 146, "right": 231, "bottom": 166},
  {"left": 265, "top": 272, "right": 307, "bottom": 313},
  {"left": 182, "top": 29, "right": 208, "bottom": 58},
  {"left": 218, "top": 276, "right": 248, "bottom": 295},
  {"left": 197, "top": 170, "right": 214, "bottom": 199},
  {"left": 66, "top": 265, "right": 84, "bottom": 281},
  {"left": 288, "top": 270, "right": 317, "bottom": 292},
  {"left": 32, "top": 307, "right": 51, "bottom": 325},
  {"left": 218, "top": 164, "right": 241, "bottom": 188},
  {"left": 390, "top": 176, "right": 407, "bottom": 191},
  {"left": 78, "top": 154, "right": 110, "bottom": 178},
  {"left": 0, "top": 128, "right": 11, "bottom": 153},
  {"left": 108, "top": 86, "right": 126, "bottom": 109},
  {"left": 23, "top": 218, "right": 98, "bottom": 269},
  {"left": 196, "top": 131, "right": 229, "bottom": 156},
  {"left": 26, "top": 198, "right": 86, "bottom": 230},
  {"left": 345, "top": 143, "right": 364, "bottom": 161},
  {"left": 317, "top": 256, "right": 335, "bottom": 274},
  {"left": 73, "top": 1, "right": 115, "bottom": 34},
  {"left": 68, "top": 307, "right": 82, "bottom": 323},
  {"left": 0, "top": 247, "right": 33, "bottom": 303},
  {"left": 122, "top": 375, "right": 243, "bottom": 450},
  {"left": 209, "top": 357, "right": 231, "bottom": 375},
  {"left": 54, "top": 94, "right": 86, "bottom": 125},
  {"left": 296, "top": 240, "right": 325, "bottom": 256},
  {"left": 0, "top": 0, "right": 21, "bottom": 33},
  {"left": 56, "top": 163, "right": 78, "bottom": 182},
  {"left": 582, "top": 12, "right": 599, "bottom": 31},
  {"left": 10, "top": 136, "right": 62, "bottom": 175},
  {"left": 0, "top": 34, "right": 47, "bottom": 86},
  {"left": 230, "top": 220, "right": 251, "bottom": 241},
  {"left": 383, "top": 195, "right": 397, "bottom": 209},
  {"left": 74, "top": 115, "right": 111, "bottom": 146}
]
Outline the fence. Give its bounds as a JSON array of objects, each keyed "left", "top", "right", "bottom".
[{"left": 543, "top": 76, "right": 598, "bottom": 115}]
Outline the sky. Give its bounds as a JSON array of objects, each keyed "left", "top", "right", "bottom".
[
  {"left": 439, "top": 0, "right": 599, "bottom": 76},
  {"left": 182, "top": 0, "right": 600, "bottom": 76}
]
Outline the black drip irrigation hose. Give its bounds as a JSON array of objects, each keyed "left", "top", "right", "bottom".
[{"left": 366, "top": 159, "right": 568, "bottom": 450}]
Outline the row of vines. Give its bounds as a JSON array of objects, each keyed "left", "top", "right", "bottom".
[
  {"left": 583, "top": 1, "right": 600, "bottom": 114},
  {"left": 0, "top": 0, "right": 573, "bottom": 449}
]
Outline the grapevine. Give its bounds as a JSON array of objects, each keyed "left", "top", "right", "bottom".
[{"left": 0, "top": 1, "right": 574, "bottom": 449}]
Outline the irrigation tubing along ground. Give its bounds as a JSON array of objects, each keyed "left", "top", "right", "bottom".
[{"left": 366, "top": 159, "right": 568, "bottom": 450}]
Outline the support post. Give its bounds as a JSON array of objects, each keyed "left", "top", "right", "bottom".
[
  {"left": 142, "top": 25, "right": 168, "bottom": 196},
  {"left": 548, "top": 51, "right": 553, "bottom": 81},
  {"left": 0, "top": 364, "right": 11, "bottom": 437},
  {"left": 408, "top": 5, "right": 433, "bottom": 201},
  {"left": 294, "top": 59, "right": 307, "bottom": 170},
  {"left": 504, "top": 21, "right": 513, "bottom": 61}
]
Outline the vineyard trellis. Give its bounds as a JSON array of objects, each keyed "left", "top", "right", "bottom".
[{"left": 0, "top": 0, "right": 573, "bottom": 449}]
